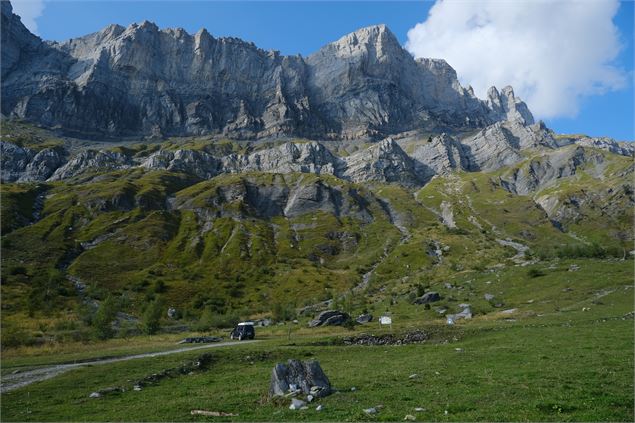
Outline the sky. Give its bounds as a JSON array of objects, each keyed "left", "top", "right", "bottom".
[{"left": 11, "top": 0, "right": 635, "bottom": 141}]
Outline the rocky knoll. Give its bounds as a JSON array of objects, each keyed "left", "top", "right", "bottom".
[
  {"left": 2, "top": 1, "right": 530, "bottom": 140},
  {"left": 2, "top": 124, "right": 631, "bottom": 188}
]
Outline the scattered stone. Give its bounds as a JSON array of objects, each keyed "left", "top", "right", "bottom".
[
  {"left": 11, "top": 369, "right": 20, "bottom": 375},
  {"left": 444, "top": 282, "right": 454, "bottom": 289},
  {"left": 307, "top": 394, "right": 314, "bottom": 402},
  {"left": 177, "top": 336, "right": 222, "bottom": 344},
  {"left": 133, "top": 385, "right": 142, "bottom": 391},
  {"left": 404, "top": 414, "right": 417, "bottom": 421},
  {"left": 435, "top": 307, "right": 447, "bottom": 315},
  {"left": 409, "top": 374, "right": 418, "bottom": 379},
  {"left": 308, "top": 310, "right": 350, "bottom": 327},
  {"left": 501, "top": 308, "right": 517, "bottom": 314},
  {"left": 316, "top": 405, "right": 324, "bottom": 411},
  {"left": 562, "top": 287, "right": 573, "bottom": 292},
  {"left": 413, "top": 292, "right": 441, "bottom": 304},
  {"left": 484, "top": 293, "right": 495, "bottom": 301},
  {"left": 132, "top": 353, "right": 214, "bottom": 389},
  {"left": 191, "top": 410, "right": 238, "bottom": 417},
  {"left": 458, "top": 303, "right": 471, "bottom": 308},
  {"left": 582, "top": 307, "right": 590, "bottom": 312},
  {"left": 269, "top": 360, "right": 331, "bottom": 398},
  {"left": 89, "top": 386, "right": 124, "bottom": 398},
  {"left": 342, "top": 330, "right": 428, "bottom": 346},
  {"left": 356, "top": 313, "right": 373, "bottom": 324},
  {"left": 351, "top": 387, "right": 357, "bottom": 392},
  {"left": 254, "top": 318, "right": 272, "bottom": 327},
  {"left": 454, "top": 348, "right": 463, "bottom": 352},
  {"left": 569, "top": 264, "right": 580, "bottom": 272},
  {"left": 289, "top": 398, "right": 306, "bottom": 410},
  {"left": 414, "top": 407, "right": 425, "bottom": 412},
  {"left": 364, "top": 407, "right": 378, "bottom": 415},
  {"left": 167, "top": 307, "right": 177, "bottom": 319},
  {"left": 493, "top": 303, "right": 504, "bottom": 308}
]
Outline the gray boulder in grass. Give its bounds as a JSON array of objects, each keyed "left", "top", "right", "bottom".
[
  {"left": 308, "top": 310, "right": 350, "bottom": 327},
  {"left": 269, "top": 360, "right": 332, "bottom": 398}
]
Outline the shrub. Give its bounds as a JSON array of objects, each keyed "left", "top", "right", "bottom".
[
  {"left": 272, "top": 302, "right": 296, "bottom": 322},
  {"left": 92, "top": 295, "right": 119, "bottom": 340},
  {"left": 194, "top": 308, "right": 240, "bottom": 331},
  {"left": 142, "top": 298, "right": 165, "bottom": 335},
  {"left": 527, "top": 268, "right": 546, "bottom": 278}
]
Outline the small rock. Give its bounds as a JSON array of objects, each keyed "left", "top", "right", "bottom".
[
  {"left": 408, "top": 374, "right": 418, "bottom": 379},
  {"left": 568, "top": 264, "right": 580, "bottom": 272},
  {"left": 351, "top": 387, "right": 357, "bottom": 391},
  {"left": 414, "top": 407, "right": 425, "bottom": 412},
  {"left": 89, "top": 392, "right": 101, "bottom": 398},
  {"left": 364, "top": 407, "right": 378, "bottom": 415},
  {"left": 289, "top": 399, "right": 306, "bottom": 410},
  {"left": 454, "top": 348, "right": 463, "bottom": 352},
  {"left": 501, "top": 308, "right": 517, "bottom": 314},
  {"left": 404, "top": 414, "right": 416, "bottom": 421},
  {"left": 133, "top": 385, "right": 142, "bottom": 391},
  {"left": 307, "top": 394, "right": 314, "bottom": 403},
  {"left": 413, "top": 292, "right": 441, "bottom": 304},
  {"left": 484, "top": 293, "right": 495, "bottom": 301},
  {"left": 11, "top": 369, "right": 20, "bottom": 374},
  {"left": 356, "top": 313, "right": 373, "bottom": 324},
  {"left": 316, "top": 405, "right": 324, "bottom": 411}
]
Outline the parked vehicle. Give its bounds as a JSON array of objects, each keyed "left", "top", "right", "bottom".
[{"left": 230, "top": 322, "right": 255, "bottom": 340}]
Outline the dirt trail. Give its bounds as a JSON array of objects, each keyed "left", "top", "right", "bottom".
[{"left": 1, "top": 340, "right": 258, "bottom": 393}]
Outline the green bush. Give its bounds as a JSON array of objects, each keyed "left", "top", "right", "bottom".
[
  {"left": 194, "top": 308, "right": 240, "bottom": 331},
  {"left": 272, "top": 302, "right": 296, "bottom": 322},
  {"left": 142, "top": 298, "right": 165, "bottom": 335},
  {"left": 527, "top": 268, "right": 546, "bottom": 278},
  {"left": 92, "top": 295, "right": 119, "bottom": 340}
]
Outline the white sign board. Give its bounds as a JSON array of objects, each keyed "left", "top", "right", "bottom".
[{"left": 379, "top": 316, "right": 392, "bottom": 325}]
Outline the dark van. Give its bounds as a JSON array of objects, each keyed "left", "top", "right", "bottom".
[{"left": 230, "top": 322, "right": 255, "bottom": 340}]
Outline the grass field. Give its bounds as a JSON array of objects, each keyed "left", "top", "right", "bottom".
[{"left": 2, "top": 259, "right": 633, "bottom": 422}]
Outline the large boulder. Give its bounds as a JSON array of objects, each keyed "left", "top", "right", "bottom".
[
  {"left": 413, "top": 292, "right": 441, "bottom": 304},
  {"left": 269, "top": 359, "right": 331, "bottom": 398},
  {"left": 308, "top": 310, "right": 350, "bottom": 327}
]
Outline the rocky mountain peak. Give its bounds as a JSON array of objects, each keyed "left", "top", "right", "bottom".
[{"left": 487, "top": 85, "right": 534, "bottom": 125}]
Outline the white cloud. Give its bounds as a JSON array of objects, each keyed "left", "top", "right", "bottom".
[
  {"left": 405, "top": 0, "right": 627, "bottom": 118},
  {"left": 12, "top": 0, "right": 46, "bottom": 35}
]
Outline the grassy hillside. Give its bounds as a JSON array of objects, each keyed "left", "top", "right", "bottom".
[{"left": 1, "top": 133, "right": 633, "bottom": 349}]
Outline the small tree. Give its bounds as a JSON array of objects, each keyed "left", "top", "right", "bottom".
[
  {"left": 92, "top": 295, "right": 119, "bottom": 340},
  {"left": 142, "top": 298, "right": 165, "bottom": 335}
]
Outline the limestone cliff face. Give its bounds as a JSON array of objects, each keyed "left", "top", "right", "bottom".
[{"left": 1, "top": 2, "right": 532, "bottom": 140}]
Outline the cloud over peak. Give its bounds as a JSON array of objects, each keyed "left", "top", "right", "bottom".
[
  {"left": 406, "top": 0, "right": 627, "bottom": 119},
  {"left": 12, "top": 0, "right": 45, "bottom": 35}
]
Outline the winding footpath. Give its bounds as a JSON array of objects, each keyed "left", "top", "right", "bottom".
[{"left": 1, "top": 340, "right": 258, "bottom": 393}]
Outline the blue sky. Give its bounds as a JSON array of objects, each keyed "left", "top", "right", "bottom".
[{"left": 15, "top": 0, "right": 635, "bottom": 140}]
